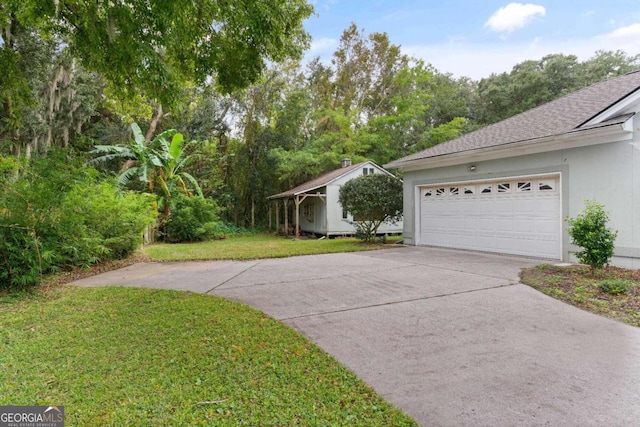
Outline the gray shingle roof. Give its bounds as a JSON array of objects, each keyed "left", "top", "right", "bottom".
[
  {"left": 386, "top": 70, "right": 640, "bottom": 168},
  {"left": 268, "top": 161, "right": 368, "bottom": 199}
]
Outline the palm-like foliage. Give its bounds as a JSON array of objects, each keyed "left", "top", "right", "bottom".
[
  {"left": 89, "top": 122, "right": 202, "bottom": 217},
  {"left": 154, "top": 130, "right": 203, "bottom": 200},
  {"left": 89, "top": 123, "right": 162, "bottom": 191}
]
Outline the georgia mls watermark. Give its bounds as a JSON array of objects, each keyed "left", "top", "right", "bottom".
[{"left": 0, "top": 406, "right": 64, "bottom": 427}]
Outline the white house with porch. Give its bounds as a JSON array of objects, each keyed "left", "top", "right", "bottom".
[{"left": 268, "top": 159, "right": 403, "bottom": 237}]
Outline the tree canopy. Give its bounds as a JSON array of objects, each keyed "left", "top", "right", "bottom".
[
  {"left": 4, "top": 0, "right": 313, "bottom": 102},
  {"left": 0, "top": 0, "right": 313, "bottom": 155},
  {"left": 475, "top": 51, "right": 640, "bottom": 124}
]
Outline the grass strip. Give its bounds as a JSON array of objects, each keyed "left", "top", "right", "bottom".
[
  {"left": 144, "top": 235, "right": 403, "bottom": 262},
  {"left": 0, "top": 286, "right": 416, "bottom": 426}
]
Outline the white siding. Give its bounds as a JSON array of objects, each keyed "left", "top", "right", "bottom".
[{"left": 324, "top": 162, "right": 403, "bottom": 236}]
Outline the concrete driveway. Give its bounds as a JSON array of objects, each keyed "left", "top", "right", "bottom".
[{"left": 72, "top": 246, "right": 640, "bottom": 426}]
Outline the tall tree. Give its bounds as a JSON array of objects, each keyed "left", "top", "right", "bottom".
[
  {"left": 0, "top": 0, "right": 314, "bottom": 154},
  {"left": 580, "top": 50, "right": 640, "bottom": 85},
  {"left": 330, "top": 23, "right": 408, "bottom": 126},
  {"left": 475, "top": 51, "right": 640, "bottom": 125}
]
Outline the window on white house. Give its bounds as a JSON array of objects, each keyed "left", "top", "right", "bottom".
[
  {"left": 481, "top": 185, "right": 492, "bottom": 194},
  {"left": 342, "top": 209, "right": 348, "bottom": 219},
  {"left": 436, "top": 188, "right": 446, "bottom": 196},
  {"left": 463, "top": 186, "right": 475, "bottom": 195},
  {"left": 450, "top": 187, "right": 459, "bottom": 195},
  {"left": 363, "top": 167, "right": 374, "bottom": 175},
  {"left": 424, "top": 190, "right": 433, "bottom": 197}
]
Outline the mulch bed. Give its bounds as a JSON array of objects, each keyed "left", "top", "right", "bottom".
[{"left": 520, "top": 264, "right": 640, "bottom": 326}]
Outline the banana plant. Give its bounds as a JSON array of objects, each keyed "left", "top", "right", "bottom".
[
  {"left": 89, "top": 122, "right": 202, "bottom": 218},
  {"left": 152, "top": 129, "right": 203, "bottom": 217}
]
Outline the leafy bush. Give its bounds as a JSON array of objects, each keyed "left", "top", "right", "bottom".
[
  {"left": 0, "top": 152, "right": 156, "bottom": 290},
  {"left": 163, "top": 194, "right": 221, "bottom": 243},
  {"left": 0, "top": 226, "right": 43, "bottom": 288},
  {"left": 62, "top": 180, "right": 157, "bottom": 259},
  {"left": 567, "top": 200, "right": 617, "bottom": 270},
  {"left": 338, "top": 173, "right": 403, "bottom": 242},
  {"left": 597, "top": 279, "right": 631, "bottom": 295}
]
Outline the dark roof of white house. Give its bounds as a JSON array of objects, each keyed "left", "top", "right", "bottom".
[
  {"left": 268, "top": 161, "right": 369, "bottom": 199},
  {"left": 386, "top": 70, "right": 640, "bottom": 168}
]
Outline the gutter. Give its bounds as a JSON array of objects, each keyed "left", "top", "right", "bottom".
[{"left": 386, "top": 120, "right": 634, "bottom": 172}]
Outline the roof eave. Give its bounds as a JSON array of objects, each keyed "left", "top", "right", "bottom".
[
  {"left": 267, "top": 185, "right": 327, "bottom": 200},
  {"left": 391, "top": 122, "right": 634, "bottom": 172},
  {"left": 267, "top": 160, "right": 381, "bottom": 200},
  {"left": 581, "top": 86, "right": 640, "bottom": 127}
]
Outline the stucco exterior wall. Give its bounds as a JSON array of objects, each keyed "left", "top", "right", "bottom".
[{"left": 402, "top": 125, "right": 640, "bottom": 267}]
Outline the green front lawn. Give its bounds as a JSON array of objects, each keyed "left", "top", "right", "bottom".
[
  {"left": 520, "top": 264, "right": 640, "bottom": 327},
  {"left": 0, "top": 286, "right": 416, "bottom": 426},
  {"left": 144, "top": 234, "right": 403, "bottom": 262}
]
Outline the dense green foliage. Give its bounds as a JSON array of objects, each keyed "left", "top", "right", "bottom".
[
  {"left": 0, "top": 287, "right": 417, "bottom": 425},
  {"left": 0, "top": 153, "right": 156, "bottom": 289},
  {"left": 339, "top": 174, "right": 403, "bottom": 242},
  {"left": 567, "top": 200, "right": 618, "bottom": 270},
  {"left": 0, "top": 0, "right": 313, "bottom": 106},
  {"left": 89, "top": 122, "right": 202, "bottom": 220},
  {"left": 163, "top": 194, "right": 221, "bottom": 243},
  {"left": 476, "top": 51, "right": 640, "bottom": 124},
  {"left": 0, "top": 0, "right": 313, "bottom": 157}
]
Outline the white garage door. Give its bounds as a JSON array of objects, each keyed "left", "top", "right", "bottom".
[{"left": 419, "top": 175, "right": 561, "bottom": 259}]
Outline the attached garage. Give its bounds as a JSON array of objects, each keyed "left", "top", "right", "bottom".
[
  {"left": 417, "top": 175, "right": 561, "bottom": 259},
  {"left": 385, "top": 71, "right": 640, "bottom": 267}
]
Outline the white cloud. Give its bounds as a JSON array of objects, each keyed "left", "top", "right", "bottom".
[
  {"left": 304, "top": 37, "right": 338, "bottom": 63},
  {"left": 404, "top": 22, "right": 640, "bottom": 80},
  {"left": 484, "top": 3, "right": 546, "bottom": 33},
  {"left": 309, "top": 37, "right": 337, "bottom": 53},
  {"left": 404, "top": 42, "right": 545, "bottom": 79},
  {"left": 311, "top": 0, "right": 337, "bottom": 11},
  {"left": 602, "top": 22, "right": 640, "bottom": 42}
]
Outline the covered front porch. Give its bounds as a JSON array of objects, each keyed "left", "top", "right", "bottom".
[{"left": 267, "top": 190, "right": 326, "bottom": 237}]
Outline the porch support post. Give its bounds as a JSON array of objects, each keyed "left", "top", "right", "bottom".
[
  {"left": 284, "top": 199, "right": 289, "bottom": 235},
  {"left": 293, "top": 194, "right": 311, "bottom": 238},
  {"left": 295, "top": 195, "right": 300, "bottom": 238}
]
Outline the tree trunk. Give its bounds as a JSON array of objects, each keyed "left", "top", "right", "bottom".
[
  {"left": 145, "top": 104, "right": 164, "bottom": 143},
  {"left": 251, "top": 198, "right": 255, "bottom": 228}
]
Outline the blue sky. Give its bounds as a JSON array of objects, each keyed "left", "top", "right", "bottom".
[{"left": 304, "top": 1, "right": 640, "bottom": 79}]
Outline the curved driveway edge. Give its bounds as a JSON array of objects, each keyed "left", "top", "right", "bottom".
[{"left": 71, "top": 246, "right": 640, "bottom": 426}]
